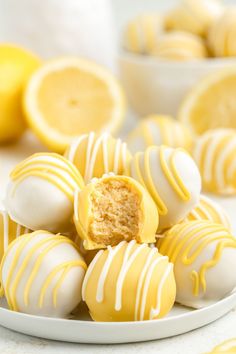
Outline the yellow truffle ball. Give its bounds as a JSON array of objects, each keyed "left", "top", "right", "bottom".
[
  {"left": 82, "top": 240, "right": 176, "bottom": 321},
  {"left": 208, "top": 7, "right": 236, "bottom": 57},
  {"left": 152, "top": 31, "right": 208, "bottom": 61},
  {"left": 123, "top": 13, "right": 164, "bottom": 54},
  {"left": 0, "top": 209, "right": 29, "bottom": 263},
  {"left": 127, "top": 115, "right": 193, "bottom": 153},
  {"left": 165, "top": 0, "right": 223, "bottom": 38},
  {"left": 65, "top": 132, "right": 132, "bottom": 184},
  {"left": 74, "top": 174, "right": 159, "bottom": 250}
]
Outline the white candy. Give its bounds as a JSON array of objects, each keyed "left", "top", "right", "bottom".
[
  {"left": 0, "top": 231, "right": 87, "bottom": 318},
  {"left": 5, "top": 153, "right": 84, "bottom": 233},
  {"left": 128, "top": 145, "right": 201, "bottom": 230},
  {"left": 158, "top": 221, "right": 236, "bottom": 308}
]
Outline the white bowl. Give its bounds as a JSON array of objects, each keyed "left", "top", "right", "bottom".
[{"left": 119, "top": 52, "right": 236, "bottom": 117}]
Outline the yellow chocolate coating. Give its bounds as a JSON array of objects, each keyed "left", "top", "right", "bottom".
[
  {"left": 82, "top": 240, "right": 176, "bottom": 321},
  {"left": 123, "top": 13, "right": 164, "bottom": 54},
  {"left": 208, "top": 8, "right": 236, "bottom": 57},
  {"left": 207, "top": 339, "right": 236, "bottom": 354},
  {"left": 74, "top": 174, "right": 159, "bottom": 250},
  {"left": 165, "top": 0, "right": 223, "bottom": 38},
  {"left": 0, "top": 210, "right": 29, "bottom": 263},
  {"left": 127, "top": 115, "right": 193, "bottom": 153},
  {"left": 65, "top": 132, "right": 132, "bottom": 184},
  {"left": 152, "top": 31, "right": 208, "bottom": 61}
]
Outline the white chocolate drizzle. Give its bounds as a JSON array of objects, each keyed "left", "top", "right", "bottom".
[
  {"left": 115, "top": 241, "right": 146, "bottom": 311},
  {"left": 149, "top": 263, "right": 173, "bottom": 319},
  {"left": 83, "top": 241, "right": 173, "bottom": 320},
  {"left": 67, "top": 132, "right": 129, "bottom": 183},
  {"left": 96, "top": 241, "right": 125, "bottom": 303},
  {"left": 134, "top": 247, "right": 157, "bottom": 320}
]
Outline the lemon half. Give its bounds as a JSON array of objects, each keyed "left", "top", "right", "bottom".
[
  {"left": 24, "top": 58, "right": 126, "bottom": 153},
  {"left": 178, "top": 67, "right": 236, "bottom": 135}
]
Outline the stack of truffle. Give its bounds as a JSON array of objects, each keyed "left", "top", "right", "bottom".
[
  {"left": 123, "top": 0, "right": 236, "bottom": 60},
  {"left": 0, "top": 127, "right": 236, "bottom": 322}
]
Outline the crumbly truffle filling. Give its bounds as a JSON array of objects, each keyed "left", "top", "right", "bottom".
[{"left": 89, "top": 179, "right": 142, "bottom": 246}]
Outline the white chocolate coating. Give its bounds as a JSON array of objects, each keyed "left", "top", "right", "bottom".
[
  {"left": 157, "top": 221, "right": 236, "bottom": 308},
  {"left": 5, "top": 153, "right": 84, "bottom": 233},
  {"left": 193, "top": 129, "right": 236, "bottom": 195},
  {"left": 65, "top": 132, "right": 131, "bottom": 184},
  {"left": 127, "top": 115, "right": 193, "bottom": 153},
  {"left": 0, "top": 231, "right": 87, "bottom": 318},
  {"left": 185, "top": 195, "right": 231, "bottom": 230},
  {"left": 127, "top": 145, "right": 201, "bottom": 230}
]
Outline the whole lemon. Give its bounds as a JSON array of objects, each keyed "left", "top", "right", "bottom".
[{"left": 0, "top": 44, "right": 41, "bottom": 143}]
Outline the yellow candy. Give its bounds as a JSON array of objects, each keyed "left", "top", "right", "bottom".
[
  {"left": 208, "top": 7, "right": 236, "bottom": 57},
  {"left": 123, "top": 13, "right": 164, "bottom": 54},
  {"left": 65, "top": 132, "right": 132, "bottom": 184},
  {"left": 165, "top": 0, "right": 223, "bottom": 38},
  {"left": 127, "top": 115, "right": 193, "bottom": 153},
  {"left": 207, "top": 339, "right": 236, "bottom": 354},
  {"left": 152, "top": 31, "right": 208, "bottom": 60},
  {"left": 0, "top": 210, "right": 29, "bottom": 263},
  {"left": 74, "top": 174, "right": 159, "bottom": 250},
  {"left": 82, "top": 240, "right": 176, "bottom": 321}
]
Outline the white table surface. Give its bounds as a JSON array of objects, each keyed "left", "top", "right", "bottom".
[{"left": 0, "top": 127, "right": 235, "bottom": 354}]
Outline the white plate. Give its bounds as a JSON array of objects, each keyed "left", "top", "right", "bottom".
[
  {"left": 0, "top": 133, "right": 236, "bottom": 344},
  {"left": 0, "top": 293, "right": 236, "bottom": 344}
]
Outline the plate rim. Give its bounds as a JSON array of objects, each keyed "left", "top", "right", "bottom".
[{"left": 0, "top": 291, "right": 235, "bottom": 327}]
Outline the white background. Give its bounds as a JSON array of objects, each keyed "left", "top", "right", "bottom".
[{"left": 0, "top": 0, "right": 236, "bottom": 353}]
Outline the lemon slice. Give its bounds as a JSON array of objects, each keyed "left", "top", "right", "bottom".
[
  {"left": 178, "top": 68, "right": 236, "bottom": 135},
  {"left": 0, "top": 44, "right": 40, "bottom": 143},
  {"left": 23, "top": 58, "right": 126, "bottom": 153}
]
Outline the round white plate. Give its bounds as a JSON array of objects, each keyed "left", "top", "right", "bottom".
[
  {"left": 0, "top": 133, "right": 236, "bottom": 343},
  {"left": 0, "top": 293, "right": 236, "bottom": 344}
]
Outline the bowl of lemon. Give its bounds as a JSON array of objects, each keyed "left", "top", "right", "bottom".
[{"left": 119, "top": 0, "right": 236, "bottom": 120}]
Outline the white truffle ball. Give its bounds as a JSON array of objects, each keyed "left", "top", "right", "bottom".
[
  {"left": 157, "top": 220, "right": 236, "bottom": 308},
  {"left": 127, "top": 145, "right": 201, "bottom": 230},
  {"left": 5, "top": 153, "right": 84, "bottom": 233},
  {"left": 0, "top": 231, "right": 87, "bottom": 318},
  {"left": 127, "top": 115, "right": 193, "bottom": 153}
]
